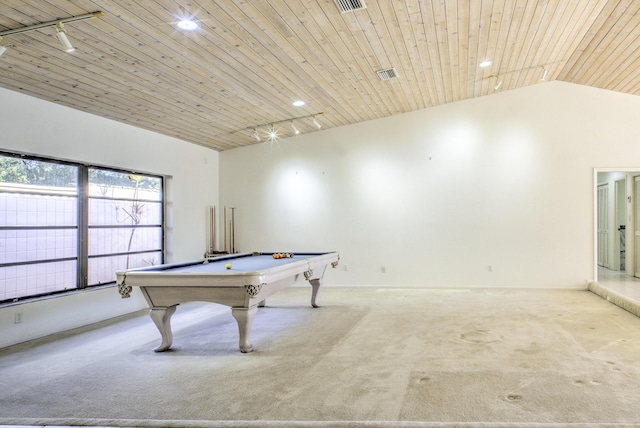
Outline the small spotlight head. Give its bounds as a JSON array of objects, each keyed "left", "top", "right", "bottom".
[
  {"left": 541, "top": 68, "right": 549, "bottom": 81},
  {"left": 267, "top": 125, "right": 279, "bottom": 142},
  {"left": 55, "top": 23, "right": 75, "bottom": 53}
]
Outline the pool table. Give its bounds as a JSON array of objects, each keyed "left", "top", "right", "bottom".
[{"left": 116, "top": 251, "right": 339, "bottom": 352}]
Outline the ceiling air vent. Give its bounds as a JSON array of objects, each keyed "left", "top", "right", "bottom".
[
  {"left": 334, "top": 0, "right": 367, "bottom": 13},
  {"left": 376, "top": 68, "right": 398, "bottom": 81}
]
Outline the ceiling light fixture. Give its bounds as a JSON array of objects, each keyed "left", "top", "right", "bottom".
[
  {"left": 479, "top": 59, "right": 493, "bottom": 68},
  {"left": 0, "top": 11, "right": 104, "bottom": 53},
  {"left": 313, "top": 115, "right": 322, "bottom": 129},
  {"left": 0, "top": 43, "right": 6, "bottom": 58},
  {"left": 253, "top": 128, "right": 261, "bottom": 142},
  {"left": 292, "top": 100, "right": 305, "bottom": 107},
  {"left": 494, "top": 78, "right": 503, "bottom": 90},
  {"left": 291, "top": 121, "right": 300, "bottom": 135},
  {"left": 55, "top": 23, "right": 75, "bottom": 53},
  {"left": 177, "top": 19, "right": 198, "bottom": 30}
]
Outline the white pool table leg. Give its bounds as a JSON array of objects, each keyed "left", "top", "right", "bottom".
[
  {"left": 309, "top": 278, "right": 322, "bottom": 308},
  {"left": 149, "top": 305, "right": 177, "bottom": 352},
  {"left": 231, "top": 306, "right": 258, "bottom": 353}
]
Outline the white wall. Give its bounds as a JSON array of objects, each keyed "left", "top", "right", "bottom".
[
  {"left": 0, "top": 87, "right": 219, "bottom": 348},
  {"left": 4, "top": 81, "right": 640, "bottom": 348},
  {"left": 220, "top": 81, "right": 640, "bottom": 289}
]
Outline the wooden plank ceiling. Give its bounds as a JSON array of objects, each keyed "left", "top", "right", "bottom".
[{"left": 1, "top": 0, "right": 639, "bottom": 151}]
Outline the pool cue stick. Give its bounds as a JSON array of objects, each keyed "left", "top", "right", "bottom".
[
  {"left": 213, "top": 205, "right": 217, "bottom": 253},
  {"left": 231, "top": 207, "right": 235, "bottom": 253},
  {"left": 207, "top": 206, "right": 211, "bottom": 255},
  {"left": 206, "top": 207, "right": 209, "bottom": 256},
  {"left": 223, "top": 206, "right": 227, "bottom": 253},
  {"left": 209, "top": 206, "right": 215, "bottom": 254}
]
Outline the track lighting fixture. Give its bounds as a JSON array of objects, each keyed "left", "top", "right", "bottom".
[
  {"left": 0, "top": 11, "right": 104, "bottom": 55},
  {"left": 55, "top": 23, "right": 75, "bottom": 53},
  {"left": 485, "top": 62, "right": 559, "bottom": 89},
  {"left": 247, "top": 112, "right": 323, "bottom": 143}
]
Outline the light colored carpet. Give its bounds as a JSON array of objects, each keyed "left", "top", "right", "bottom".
[{"left": 1, "top": 287, "right": 640, "bottom": 427}]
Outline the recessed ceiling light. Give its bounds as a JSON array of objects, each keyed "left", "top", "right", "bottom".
[
  {"left": 292, "top": 100, "right": 306, "bottom": 107},
  {"left": 177, "top": 19, "right": 198, "bottom": 30},
  {"left": 479, "top": 60, "right": 492, "bottom": 68}
]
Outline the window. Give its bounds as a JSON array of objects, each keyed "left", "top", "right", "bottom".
[
  {"left": 87, "top": 168, "right": 163, "bottom": 285},
  {"left": 0, "top": 152, "right": 163, "bottom": 303}
]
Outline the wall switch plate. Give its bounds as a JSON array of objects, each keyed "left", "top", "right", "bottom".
[{"left": 15, "top": 311, "right": 23, "bottom": 324}]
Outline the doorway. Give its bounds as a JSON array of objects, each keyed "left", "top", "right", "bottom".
[{"left": 594, "top": 170, "right": 639, "bottom": 282}]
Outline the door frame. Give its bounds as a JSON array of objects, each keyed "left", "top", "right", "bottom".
[{"left": 594, "top": 168, "right": 640, "bottom": 282}]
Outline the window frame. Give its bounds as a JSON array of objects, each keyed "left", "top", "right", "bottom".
[{"left": 0, "top": 151, "right": 165, "bottom": 303}]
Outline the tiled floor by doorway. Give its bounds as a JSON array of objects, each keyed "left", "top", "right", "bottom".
[{"left": 597, "top": 266, "right": 640, "bottom": 302}]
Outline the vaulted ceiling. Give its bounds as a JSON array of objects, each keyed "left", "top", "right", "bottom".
[{"left": 1, "top": 1, "right": 639, "bottom": 151}]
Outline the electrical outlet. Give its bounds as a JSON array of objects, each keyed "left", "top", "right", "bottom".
[{"left": 14, "top": 311, "right": 23, "bottom": 324}]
